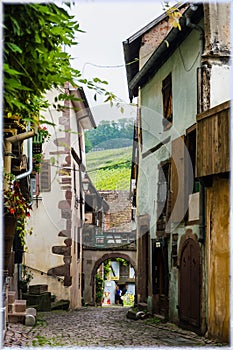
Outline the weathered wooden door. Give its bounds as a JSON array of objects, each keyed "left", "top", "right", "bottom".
[
  {"left": 152, "top": 239, "right": 169, "bottom": 317},
  {"left": 138, "top": 227, "right": 149, "bottom": 302},
  {"left": 179, "top": 238, "right": 200, "bottom": 330}
]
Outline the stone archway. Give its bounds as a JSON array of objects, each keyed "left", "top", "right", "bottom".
[{"left": 91, "top": 252, "right": 136, "bottom": 305}]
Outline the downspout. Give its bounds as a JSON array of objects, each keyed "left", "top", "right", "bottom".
[
  {"left": 76, "top": 119, "right": 83, "bottom": 224},
  {"left": 185, "top": 14, "right": 204, "bottom": 53},
  {"left": 4, "top": 127, "right": 36, "bottom": 298},
  {"left": 14, "top": 135, "right": 34, "bottom": 299},
  {"left": 185, "top": 9, "right": 205, "bottom": 242},
  {"left": 15, "top": 137, "right": 33, "bottom": 181},
  {"left": 4, "top": 129, "right": 36, "bottom": 188},
  {"left": 198, "top": 179, "right": 206, "bottom": 243}
]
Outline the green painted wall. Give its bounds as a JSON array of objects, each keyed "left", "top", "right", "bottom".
[{"left": 137, "top": 21, "right": 203, "bottom": 322}]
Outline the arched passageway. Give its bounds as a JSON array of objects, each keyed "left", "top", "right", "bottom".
[
  {"left": 82, "top": 250, "right": 136, "bottom": 305},
  {"left": 92, "top": 253, "right": 136, "bottom": 306}
]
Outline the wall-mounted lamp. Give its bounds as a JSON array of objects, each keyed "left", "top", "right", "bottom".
[{"left": 82, "top": 174, "right": 89, "bottom": 193}]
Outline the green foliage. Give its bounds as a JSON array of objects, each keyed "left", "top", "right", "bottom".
[
  {"left": 91, "top": 167, "right": 131, "bottom": 191},
  {"left": 86, "top": 147, "right": 132, "bottom": 190},
  {"left": 85, "top": 118, "right": 134, "bottom": 151},
  {"left": 3, "top": 3, "right": 117, "bottom": 125},
  {"left": 115, "top": 258, "right": 128, "bottom": 266},
  {"left": 32, "top": 335, "right": 64, "bottom": 347},
  {"left": 4, "top": 3, "right": 81, "bottom": 121},
  {"left": 4, "top": 179, "right": 31, "bottom": 219},
  {"left": 84, "top": 132, "right": 93, "bottom": 153},
  {"left": 22, "top": 265, "right": 33, "bottom": 284},
  {"left": 103, "top": 260, "right": 111, "bottom": 279},
  {"left": 95, "top": 273, "right": 104, "bottom": 304},
  {"left": 93, "top": 138, "right": 132, "bottom": 150},
  {"left": 144, "top": 317, "right": 162, "bottom": 325}
]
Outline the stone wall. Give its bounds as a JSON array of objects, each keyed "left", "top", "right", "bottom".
[{"left": 99, "top": 190, "right": 132, "bottom": 232}]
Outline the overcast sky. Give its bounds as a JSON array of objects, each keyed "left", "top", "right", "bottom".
[{"left": 68, "top": 0, "right": 166, "bottom": 110}]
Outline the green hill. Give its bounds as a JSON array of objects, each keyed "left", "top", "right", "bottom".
[{"left": 86, "top": 146, "right": 132, "bottom": 190}]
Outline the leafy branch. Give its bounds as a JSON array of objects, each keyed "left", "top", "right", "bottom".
[{"left": 3, "top": 3, "right": 118, "bottom": 128}]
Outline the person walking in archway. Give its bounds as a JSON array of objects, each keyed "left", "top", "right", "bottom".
[{"left": 115, "top": 284, "right": 122, "bottom": 305}]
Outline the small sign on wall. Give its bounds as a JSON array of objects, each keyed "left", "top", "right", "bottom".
[{"left": 188, "top": 192, "right": 200, "bottom": 221}]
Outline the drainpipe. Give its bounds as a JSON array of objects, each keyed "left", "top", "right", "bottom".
[
  {"left": 15, "top": 136, "right": 33, "bottom": 181},
  {"left": 4, "top": 129, "right": 36, "bottom": 184},
  {"left": 4, "top": 127, "right": 36, "bottom": 299},
  {"left": 76, "top": 119, "right": 83, "bottom": 224},
  {"left": 198, "top": 179, "right": 206, "bottom": 243},
  {"left": 186, "top": 8, "right": 206, "bottom": 243},
  {"left": 14, "top": 134, "right": 34, "bottom": 299},
  {"left": 185, "top": 14, "right": 204, "bottom": 53}
]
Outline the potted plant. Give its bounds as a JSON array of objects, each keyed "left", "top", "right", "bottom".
[
  {"left": 33, "top": 125, "right": 50, "bottom": 154},
  {"left": 20, "top": 265, "right": 34, "bottom": 293},
  {"left": 4, "top": 173, "right": 32, "bottom": 271}
]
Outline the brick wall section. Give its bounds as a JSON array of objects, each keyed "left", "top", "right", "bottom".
[
  {"left": 100, "top": 190, "right": 132, "bottom": 232},
  {"left": 140, "top": 6, "right": 188, "bottom": 68}
]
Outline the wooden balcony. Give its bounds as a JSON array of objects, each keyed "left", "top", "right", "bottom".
[{"left": 196, "top": 101, "right": 230, "bottom": 178}]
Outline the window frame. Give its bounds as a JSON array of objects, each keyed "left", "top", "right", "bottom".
[{"left": 162, "top": 73, "right": 173, "bottom": 131}]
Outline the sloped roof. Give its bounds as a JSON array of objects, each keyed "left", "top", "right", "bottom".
[
  {"left": 69, "top": 86, "right": 96, "bottom": 129},
  {"left": 123, "top": 3, "right": 203, "bottom": 100}
]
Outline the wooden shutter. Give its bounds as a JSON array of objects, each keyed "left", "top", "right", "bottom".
[
  {"left": 162, "top": 73, "right": 173, "bottom": 128},
  {"left": 171, "top": 136, "right": 186, "bottom": 223},
  {"left": 40, "top": 159, "right": 51, "bottom": 192}
]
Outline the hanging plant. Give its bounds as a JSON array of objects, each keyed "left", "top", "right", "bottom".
[
  {"left": 4, "top": 173, "right": 32, "bottom": 220},
  {"left": 4, "top": 173, "right": 33, "bottom": 270},
  {"left": 32, "top": 153, "right": 44, "bottom": 173},
  {"left": 33, "top": 125, "right": 50, "bottom": 144}
]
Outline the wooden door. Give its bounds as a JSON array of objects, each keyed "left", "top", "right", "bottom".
[
  {"left": 179, "top": 238, "right": 200, "bottom": 329},
  {"left": 137, "top": 227, "right": 149, "bottom": 302}
]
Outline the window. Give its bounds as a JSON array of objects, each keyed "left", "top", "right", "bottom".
[
  {"left": 162, "top": 73, "right": 173, "bottom": 130},
  {"left": 40, "top": 159, "right": 51, "bottom": 192}
]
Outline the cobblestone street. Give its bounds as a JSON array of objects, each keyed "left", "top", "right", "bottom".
[{"left": 3, "top": 306, "right": 230, "bottom": 348}]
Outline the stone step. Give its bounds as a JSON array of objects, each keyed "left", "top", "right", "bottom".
[
  {"left": 29, "top": 284, "right": 48, "bottom": 295},
  {"left": 14, "top": 300, "right": 27, "bottom": 313},
  {"left": 137, "top": 302, "right": 148, "bottom": 311},
  {"left": 8, "top": 299, "right": 27, "bottom": 314},
  {"left": 8, "top": 291, "right": 16, "bottom": 304},
  {"left": 8, "top": 311, "right": 26, "bottom": 324}
]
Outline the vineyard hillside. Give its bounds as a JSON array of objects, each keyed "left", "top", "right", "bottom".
[{"left": 86, "top": 146, "right": 132, "bottom": 190}]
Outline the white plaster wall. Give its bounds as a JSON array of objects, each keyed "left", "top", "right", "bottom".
[
  {"left": 25, "top": 105, "right": 69, "bottom": 272},
  {"left": 25, "top": 199, "right": 66, "bottom": 271},
  {"left": 210, "top": 65, "right": 231, "bottom": 108},
  {"left": 138, "top": 26, "right": 201, "bottom": 230},
  {"left": 25, "top": 89, "right": 84, "bottom": 307},
  {"left": 137, "top": 24, "right": 203, "bottom": 321},
  {"left": 141, "top": 25, "right": 201, "bottom": 142},
  {"left": 137, "top": 144, "right": 170, "bottom": 239}
]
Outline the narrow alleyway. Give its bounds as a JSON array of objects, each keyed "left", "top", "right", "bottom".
[{"left": 3, "top": 306, "right": 229, "bottom": 348}]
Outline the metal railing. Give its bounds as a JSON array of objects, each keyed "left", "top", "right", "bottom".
[{"left": 83, "top": 225, "right": 136, "bottom": 249}]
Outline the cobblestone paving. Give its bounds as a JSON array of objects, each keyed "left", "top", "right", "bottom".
[{"left": 3, "top": 306, "right": 230, "bottom": 348}]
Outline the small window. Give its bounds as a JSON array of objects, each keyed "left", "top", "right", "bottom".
[
  {"left": 162, "top": 73, "right": 173, "bottom": 130},
  {"left": 40, "top": 159, "right": 51, "bottom": 192}
]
